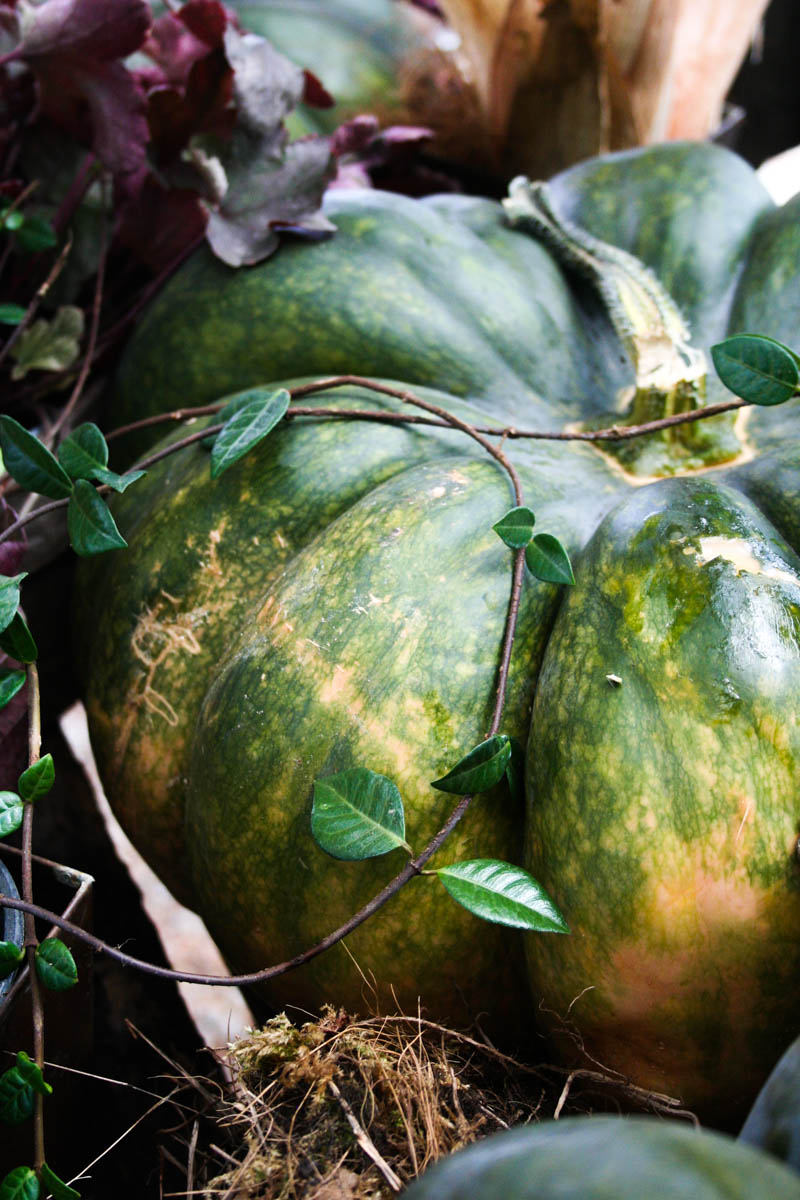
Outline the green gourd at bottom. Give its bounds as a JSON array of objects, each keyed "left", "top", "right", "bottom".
[{"left": 402, "top": 1118, "right": 800, "bottom": 1200}]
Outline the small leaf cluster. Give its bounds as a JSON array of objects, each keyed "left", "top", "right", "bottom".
[
  {"left": 0, "top": 1052, "right": 79, "bottom": 1196},
  {"left": 0, "top": 202, "right": 57, "bottom": 264},
  {"left": 492, "top": 506, "right": 575, "bottom": 585},
  {"left": 0, "top": 1161, "right": 79, "bottom": 1199},
  {"left": 311, "top": 745, "right": 568, "bottom": 936},
  {"left": 0, "top": 417, "right": 144, "bottom": 558}
]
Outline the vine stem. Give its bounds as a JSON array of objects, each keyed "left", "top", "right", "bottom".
[
  {"left": 0, "top": 381, "right": 530, "bottom": 989},
  {"left": 23, "top": 660, "right": 45, "bottom": 1172},
  {"left": 0, "top": 369, "right": 738, "bottom": 988},
  {"left": 0, "top": 796, "right": 472, "bottom": 987},
  {"left": 0, "top": 375, "right": 748, "bottom": 550}
]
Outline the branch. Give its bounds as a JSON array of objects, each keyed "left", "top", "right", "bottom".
[{"left": 0, "top": 794, "right": 473, "bottom": 986}]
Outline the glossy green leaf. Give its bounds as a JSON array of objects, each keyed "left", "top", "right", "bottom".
[
  {"left": 89, "top": 466, "right": 146, "bottom": 494},
  {"left": 0, "top": 1166, "right": 39, "bottom": 1200},
  {"left": 0, "top": 417, "right": 73, "bottom": 499},
  {"left": 493, "top": 505, "right": 535, "bottom": 549},
  {"left": 505, "top": 736, "right": 526, "bottom": 805},
  {"left": 34, "top": 939, "right": 78, "bottom": 991},
  {"left": 0, "top": 574, "right": 26, "bottom": 634},
  {"left": 0, "top": 1067, "right": 35, "bottom": 1125},
  {"left": 40, "top": 1165, "right": 79, "bottom": 1200},
  {"left": 210, "top": 388, "right": 290, "bottom": 478},
  {"left": 0, "top": 941, "right": 24, "bottom": 979},
  {"left": 0, "top": 793, "right": 24, "bottom": 838},
  {"left": 431, "top": 735, "right": 511, "bottom": 795},
  {"left": 711, "top": 334, "right": 800, "bottom": 406},
  {"left": 57, "top": 423, "right": 108, "bottom": 479},
  {"left": 436, "top": 859, "right": 569, "bottom": 932},
  {"left": 0, "top": 305, "right": 26, "bottom": 326},
  {"left": 0, "top": 614, "right": 37, "bottom": 664},
  {"left": 525, "top": 533, "right": 575, "bottom": 585},
  {"left": 311, "top": 768, "right": 409, "bottom": 860},
  {"left": 15, "top": 216, "right": 57, "bottom": 254},
  {"left": 67, "top": 480, "right": 127, "bottom": 556},
  {"left": 14, "top": 1054, "right": 52, "bottom": 1099},
  {"left": 0, "top": 669, "right": 25, "bottom": 711},
  {"left": 18, "top": 754, "right": 54, "bottom": 803},
  {"left": 1, "top": 212, "right": 23, "bottom": 232}
]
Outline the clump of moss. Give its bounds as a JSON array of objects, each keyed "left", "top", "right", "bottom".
[{"left": 185, "top": 1007, "right": 685, "bottom": 1199}]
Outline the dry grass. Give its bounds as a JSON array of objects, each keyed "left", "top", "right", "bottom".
[{"left": 162, "top": 1006, "right": 689, "bottom": 1200}]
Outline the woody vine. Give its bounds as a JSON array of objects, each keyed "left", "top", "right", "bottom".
[
  {"left": 0, "top": 331, "right": 795, "bottom": 1196},
  {"left": 0, "top": 1, "right": 793, "bottom": 1193}
]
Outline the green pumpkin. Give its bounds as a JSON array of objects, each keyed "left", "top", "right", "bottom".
[
  {"left": 230, "top": 0, "right": 425, "bottom": 136},
  {"left": 401, "top": 1118, "right": 800, "bottom": 1199},
  {"left": 78, "top": 143, "right": 800, "bottom": 1114}
]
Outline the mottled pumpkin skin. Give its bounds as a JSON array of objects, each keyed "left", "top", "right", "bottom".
[
  {"left": 78, "top": 143, "right": 800, "bottom": 1105},
  {"left": 231, "top": 0, "right": 424, "bottom": 136}
]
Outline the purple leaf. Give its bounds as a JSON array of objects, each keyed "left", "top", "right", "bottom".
[
  {"left": 203, "top": 28, "right": 335, "bottom": 267},
  {"left": 206, "top": 136, "right": 335, "bottom": 266},
  {"left": 9, "top": 0, "right": 152, "bottom": 180},
  {"left": 330, "top": 115, "right": 380, "bottom": 158},
  {"left": 143, "top": 0, "right": 229, "bottom": 87},
  {"left": 15, "top": 0, "right": 151, "bottom": 64}
]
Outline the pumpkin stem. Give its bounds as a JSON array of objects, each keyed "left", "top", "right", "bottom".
[
  {"left": 503, "top": 176, "right": 707, "bottom": 412},
  {"left": 503, "top": 178, "right": 743, "bottom": 476}
]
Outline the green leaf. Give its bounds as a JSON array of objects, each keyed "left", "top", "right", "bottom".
[
  {"left": 0, "top": 668, "right": 25, "bottom": 710},
  {"left": 89, "top": 466, "right": 146, "bottom": 494},
  {"left": 67, "top": 480, "right": 127, "bottom": 555},
  {"left": 0, "top": 614, "right": 37, "bottom": 664},
  {"left": 431, "top": 735, "right": 512, "bottom": 795},
  {"left": 1, "top": 211, "right": 23, "bottom": 232},
  {"left": 34, "top": 939, "right": 77, "bottom": 990},
  {"left": 40, "top": 1165, "right": 79, "bottom": 1200},
  {"left": 0, "top": 574, "right": 26, "bottom": 634},
  {"left": 18, "top": 754, "right": 54, "bottom": 803},
  {"left": 0, "top": 304, "right": 26, "bottom": 326},
  {"left": 0, "top": 417, "right": 72, "bottom": 499},
  {"left": 525, "top": 533, "right": 575, "bottom": 585},
  {"left": 0, "top": 793, "right": 24, "bottom": 838},
  {"left": 311, "top": 768, "right": 409, "bottom": 860},
  {"left": 0, "top": 941, "right": 24, "bottom": 979},
  {"left": 0, "top": 1166, "right": 39, "bottom": 1200},
  {"left": 57, "top": 423, "right": 108, "bottom": 480},
  {"left": 15, "top": 215, "right": 57, "bottom": 254},
  {"left": 436, "top": 859, "right": 569, "bottom": 932},
  {"left": 493, "top": 505, "right": 535, "bottom": 549},
  {"left": 210, "top": 388, "right": 290, "bottom": 478},
  {"left": 0, "top": 1067, "right": 35, "bottom": 1125},
  {"left": 14, "top": 1054, "right": 52, "bottom": 1099},
  {"left": 10, "top": 306, "right": 83, "bottom": 381},
  {"left": 505, "top": 736, "right": 526, "bottom": 805},
  {"left": 711, "top": 334, "right": 800, "bottom": 406}
]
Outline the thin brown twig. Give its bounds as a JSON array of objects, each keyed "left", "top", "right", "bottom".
[
  {"left": 0, "top": 232, "right": 73, "bottom": 371},
  {"left": 0, "top": 795, "right": 473, "bottom": 986},
  {"left": 49, "top": 173, "right": 109, "bottom": 442},
  {"left": 23, "top": 659, "right": 45, "bottom": 1171},
  {"left": 104, "top": 374, "right": 748, "bottom": 446}
]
